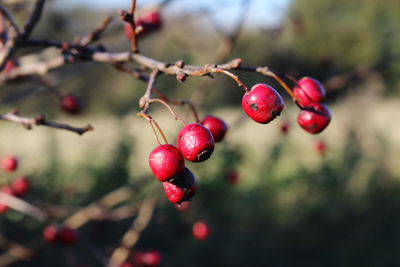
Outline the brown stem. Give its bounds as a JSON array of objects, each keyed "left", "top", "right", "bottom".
[
  {"left": 264, "top": 70, "right": 297, "bottom": 101},
  {"left": 211, "top": 68, "right": 249, "bottom": 92},
  {"left": 153, "top": 88, "right": 200, "bottom": 123},
  {"left": 147, "top": 98, "right": 187, "bottom": 126},
  {"left": 137, "top": 113, "right": 162, "bottom": 145},
  {"left": 130, "top": 0, "right": 138, "bottom": 53},
  {"left": 141, "top": 69, "right": 159, "bottom": 113},
  {"left": 79, "top": 16, "right": 112, "bottom": 47}
]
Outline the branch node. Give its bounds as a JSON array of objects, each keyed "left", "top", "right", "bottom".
[
  {"left": 175, "top": 60, "right": 185, "bottom": 68},
  {"left": 176, "top": 72, "right": 187, "bottom": 82}
]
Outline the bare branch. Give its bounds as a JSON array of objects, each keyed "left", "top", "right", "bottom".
[
  {"left": 0, "top": 192, "right": 48, "bottom": 222},
  {"left": 0, "top": 111, "right": 93, "bottom": 135},
  {"left": 19, "top": 0, "right": 46, "bottom": 40}
]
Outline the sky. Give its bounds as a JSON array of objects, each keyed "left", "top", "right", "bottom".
[{"left": 52, "top": 0, "right": 292, "bottom": 28}]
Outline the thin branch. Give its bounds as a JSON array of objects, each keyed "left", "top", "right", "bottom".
[
  {"left": 0, "top": 192, "right": 48, "bottom": 222},
  {"left": 19, "top": 0, "right": 46, "bottom": 40},
  {"left": 79, "top": 16, "right": 112, "bottom": 47},
  {"left": 0, "top": 111, "right": 93, "bottom": 135},
  {"left": 108, "top": 198, "right": 157, "bottom": 267},
  {"left": 0, "top": 4, "right": 20, "bottom": 34},
  {"left": 147, "top": 98, "right": 187, "bottom": 126}
]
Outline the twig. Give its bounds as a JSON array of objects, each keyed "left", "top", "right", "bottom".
[
  {"left": 79, "top": 16, "right": 112, "bottom": 47},
  {"left": 0, "top": 192, "right": 48, "bottom": 222},
  {"left": 0, "top": 111, "right": 93, "bottom": 135},
  {"left": 147, "top": 98, "right": 187, "bottom": 126},
  {"left": 19, "top": 0, "right": 46, "bottom": 41},
  {"left": 108, "top": 197, "right": 157, "bottom": 267}
]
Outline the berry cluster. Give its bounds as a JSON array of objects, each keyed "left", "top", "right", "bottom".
[
  {"left": 241, "top": 77, "right": 331, "bottom": 134},
  {"left": 148, "top": 115, "right": 228, "bottom": 204},
  {"left": 0, "top": 155, "right": 30, "bottom": 214},
  {"left": 294, "top": 77, "right": 331, "bottom": 134},
  {"left": 43, "top": 224, "right": 78, "bottom": 244}
]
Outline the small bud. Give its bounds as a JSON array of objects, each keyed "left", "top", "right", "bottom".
[
  {"left": 139, "top": 97, "right": 146, "bottom": 108},
  {"left": 175, "top": 60, "right": 185, "bottom": 68},
  {"left": 176, "top": 72, "right": 186, "bottom": 82}
]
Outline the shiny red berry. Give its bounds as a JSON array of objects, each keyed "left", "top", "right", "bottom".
[
  {"left": 163, "top": 168, "right": 197, "bottom": 204},
  {"left": 280, "top": 121, "right": 290, "bottom": 135},
  {"left": 314, "top": 140, "right": 327, "bottom": 155},
  {"left": 149, "top": 144, "right": 185, "bottom": 182},
  {"left": 242, "top": 84, "right": 284, "bottom": 124},
  {"left": 177, "top": 123, "right": 214, "bottom": 162},
  {"left": 192, "top": 221, "right": 209, "bottom": 241},
  {"left": 141, "top": 12, "right": 162, "bottom": 28},
  {"left": 1, "top": 155, "right": 18, "bottom": 172},
  {"left": 61, "top": 94, "right": 82, "bottom": 114},
  {"left": 59, "top": 226, "right": 78, "bottom": 244},
  {"left": 11, "top": 177, "right": 29, "bottom": 197},
  {"left": 297, "top": 103, "right": 331, "bottom": 134},
  {"left": 293, "top": 77, "right": 326, "bottom": 107},
  {"left": 141, "top": 250, "right": 162, "bottom": 267},
  {"left": 0, "top": 186, "right": 14, "bottom": 214},
  {"left": 201, "top": 115, "right": 228, "bottom": 142},
  {"left": 43, "top": 225, "right": 59, "bottom": 243}
]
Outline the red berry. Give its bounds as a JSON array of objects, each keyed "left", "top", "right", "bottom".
[
  {"left": 43, "top": 225, "right": 58, "bottom": 243},
  {"left": 242, "top": 84, "right": 284, "bottom": 124},
  {"left": 141, "top": 12, "right": 161, "bottom": 28},
  {"left": 0, "top": 186, "right": 14, "bottom": 214},
  {"left": 149, "top": 144, "right": 185, "bottom": 182},
  {"left": 175, "top": 201, "right": 190, "bottom": 212},
  {"left": 163, "top": 168, "right": 197, "bottom": 204},
  {"left": 293, "top": 77, "right": 326, "bottom": 107},
  {"left": 201, "top": 115, "right": 228, "bottom": 142},
  {"left": 2, "top": 60, "right": 16, "bottom": 74},
  {"left": 120, "top": 262, "right": 136, "bottom": 267},
  {"left": 61, "top": 94, "right": 82, "bottom": 114},
  {"left": 141, "top": 250, "right": 162, "bottom": 267},
  {"left": 1, "top": 155, "right": 18, "bottom": 172},
  {"left": 11, "top": 177, "right": 29, "bottom": 197},
  {"left": 124, "top": 23, "right": 133, "bottom": 40},
  {"left": 280, "top": 121, "right": 290, "bottom": 135},
  {"left": 192, "top": 221, "right": 209, "bottom": 241},
  {"left": 59, "top": 226, "right": 78, "bottom": 244},
  {"left": 177, "top": 123, "right": 214, "bottom": 162},
  {"left": 314, "top": 140, "right": 327, "bottom": 155},
  {"left": 297, "top": 103, "right": 331, "bottom": 134},
  {"left": 226, "top": 171, "right": 239, "bottom": 185}
]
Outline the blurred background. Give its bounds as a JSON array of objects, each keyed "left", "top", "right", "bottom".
[{"left": 1, "top": 0, "right": 400, "bottom": 266}]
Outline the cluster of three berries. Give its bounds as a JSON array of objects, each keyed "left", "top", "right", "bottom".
[
  {"left": 242, "top": 77, "right": 331, "bottom": 134},
  {"left": 148, "top": 116, "right": 228, "bottom": 204}
]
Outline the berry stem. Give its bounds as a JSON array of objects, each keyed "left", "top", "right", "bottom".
[
  {"left": 137, "top": 112, "right": 168, "bottom": 145},
  {"left": 130, "top": 0, "right": 138, "bottom": 53},
  {"left": 213, "top": 68, "right": 249, "bottom": 92},
  {"left": 264, "top": 70, "right": 297, "bottom": 101},
  {"left": 147, "top": 98, "right": 187, "bottom": 126},
  {"left": 153, "top": 88, "right": 200, "bottom": 123}
]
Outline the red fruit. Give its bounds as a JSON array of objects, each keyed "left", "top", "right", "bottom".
[
  {"left": 280, "top": 121, "right": 290, "bottom": 135},
  {"left": 192, "top": 221, "right": 209, "bottom": 241},
  {"left": 61, "top": 94, "right": 82, "bottom": 114},
  {"left": 11, "top": 177, "right": 29, "bottom": 197},
  {"left": 0, "top": 186, "right": 14, "bottom": 214},
  {"left": 120, "top": 262, "right": 135, "bottom": 267},
  {"left": 1, "top": 155, "right": 18, "bottom": 172},
  {"left": 175, "top": 201, "right": 190, "bottom": 212},
  {"left": 293, "top": 77, "right": 326, "bottom": 107},
  {"left": 2, "top": 60, "right": 16, "bottom": 74},
  {"left": 59, "top": 226, "right": 78, "bottom": 244},
  {"left": 242, "top": 84, "right": 284, "bottom": 124},
  {"left": 43, "top": 225, "right": 58, "bottom": 243},
  {"left": 149, "top": 144, "right": 185, "bottom": 182},
  {"left": 315, "top": 140, "right": 327, "bottom": 155},
  {"left": 163, "top": 168, "right": 197, "bottom": 204},
  {"left": 201, "top": 115, "right": 228, "bottom": 142},
  {"left": 177, "top": 123, "right": 214, "bottom": 162},
  {"left": 226, "top": 171, "right": 239, "bottom": 185},
  {"left": 124, "top": 23, "right": 133, "bottom": 40},
  {"left": 141, "top": 12, "right": 161, "bottom": 28},
  {"left": 297, "top": 103, "right": 331, "bottom": 134},
  {"left": 141, "top": 250, "right": 162, "bottom": 267}
]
